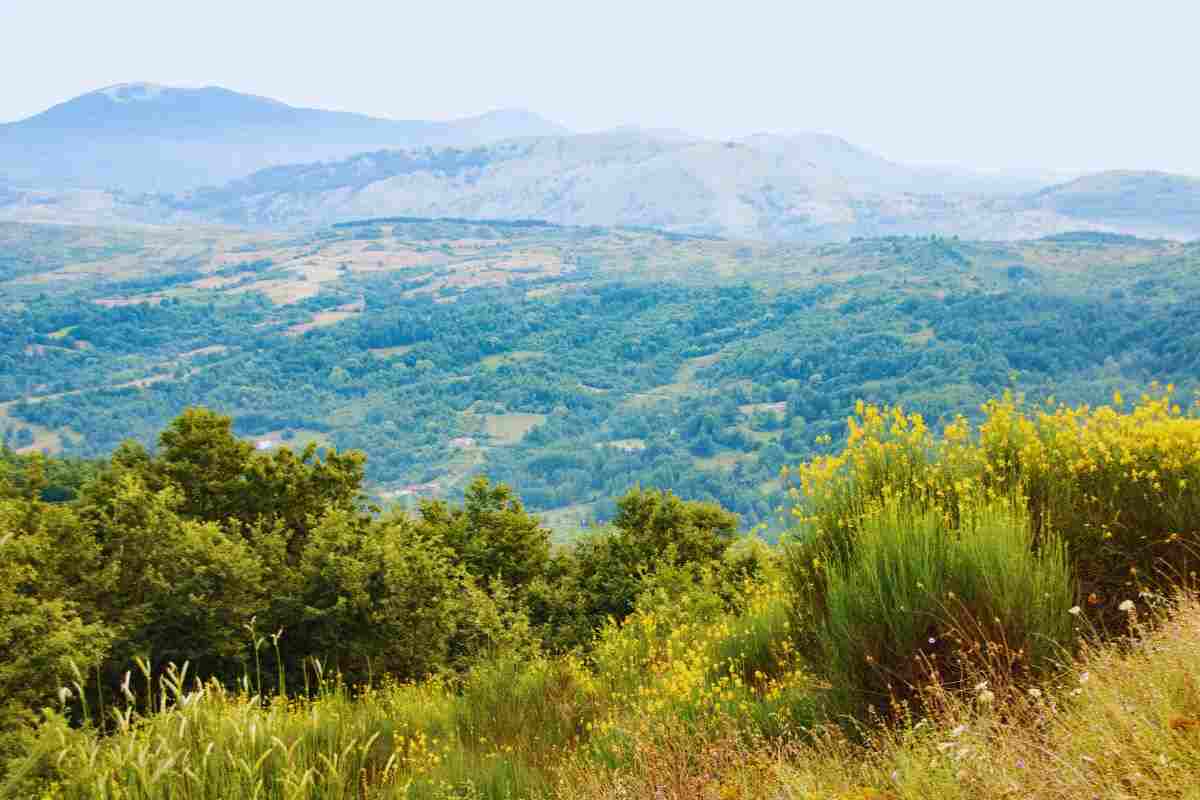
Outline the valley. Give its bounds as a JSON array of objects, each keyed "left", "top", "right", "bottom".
[{"left": 3, "top": 217, "right": 1198, "bottom": 534}]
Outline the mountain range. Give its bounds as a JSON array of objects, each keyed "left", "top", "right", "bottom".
[
  {"left": 2, "top": 83, "right": 1199, "bottom": 241},
  {"left": 147, "top": 137, "right": 1200, "bottom": 241},
  {"left": 0, "top": 83, "right": 567, "bottom": 192}
]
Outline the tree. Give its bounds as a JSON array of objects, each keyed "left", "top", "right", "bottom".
[
  {"left": 611, "top": 486, "right": 737, "bottom": 567},
  {"left": 416, "top": 477, "right": 550, "bottom": 591},
  {"left": 82, "top": 474, "right": 265, "bottom": 676},
  {"left": 289, "top": 509, "right": 469, "bottom": 682},
  {"left": 240, "top": 442, "right": 367, "bottom": 559},
  {"left": 529, "top": 488, "right": 739, "bottom": 650},
  {"left": 155, "top": 408, "right": 253, "bottom": 522},
  {"left": 81, "top": 410, "right": 366, "bottom": 561},
  {"left": 0, "top": 499, "right": 112, "bottom": 766}
]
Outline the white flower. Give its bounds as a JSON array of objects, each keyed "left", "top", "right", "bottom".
[
  {"left": 1078, "top": 671, "right": 1090, "bottom": 685},
  {"left": 57, "top": 686, "right": 73, "bottom": 705},
  {"left": 1027, "top": 688, "right": 1043, "bottom": 699},
  {"left": 1118, "top": 599, "right": 1135, "bottom": 613},
  {"left": 977, "top": 689, "right": 996, "bottom": 705},
  {"left": 1068, "top": 606, "right": 1082, "bottom": 616}
]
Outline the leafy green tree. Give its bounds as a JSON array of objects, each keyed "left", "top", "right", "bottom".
[
  {"left": 416, "top": 477, "right": 550, "bottom": 591},
  {"left": 530, "top": 488, "right": 739, "bottom": 650},
  {"left": 0, "top": 500, "right": 112, "bottom": 767},
  {"left": 289, "top": 509, "right": 470, "bottom": 682},
  {"left": 611, "top": 486, "right": 737, "bottom": 566},
  {"left": 80, "top": 410, "right": 366, "bottom": 562},
  {"left": 155, "top": 408, "right": 254, "bottom": 522},
  {"left": 240, "top": 443, "right": 367, "bottom": 560},
  {"left": 83, "top": 474, "right": 266, "bottom": 675}
]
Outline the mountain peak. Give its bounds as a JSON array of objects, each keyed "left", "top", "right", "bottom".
[
  {"left": 95, "top": 82, "right": 170, "bottom": 102},
  {"left": 449, "top": 108, "right": 571, "bottom": 140},
  {"left": 0, "top": 85, "right": 568, "bottom": 192}
]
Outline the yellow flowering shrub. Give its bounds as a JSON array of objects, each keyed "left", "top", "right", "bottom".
[
  {"left": 787, "top": 389, "right": 1200, "bottom": 614},
  {"left": 587, "top": 566, "right": 812, "bottom": 755}
]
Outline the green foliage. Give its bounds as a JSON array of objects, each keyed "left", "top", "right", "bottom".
[
  {"left": 528, "top": 488, "right": 738, "bottom": 651},
  {"left": 0, "top": 409, "right": 439, "bottom": 772},
  {"left": 611, "top": 486, "right": 738, "bottom": 566},
  {"left": 800, "top": 496, "right": 1074, "bottom": 714},
  {"left": 416, "top": 477, "right": 550, "bottom": 591},
  {"left": 8, "top": 229, "right": 1200, "bottom": 532},
  {"left": 7, "top": 411, "right": 750, "bottom": 782},
  {"left": 155, "top": 407, "right": 257, "bottom": 519},
  {"left": 0, "top": 507, "right": 112, "bottom": 767},
  {"left": 289, "top": 509, "right": 471, "bottom": 683},
  {"left": 80, "top": 475, "right": 264, "bottom": 673}
]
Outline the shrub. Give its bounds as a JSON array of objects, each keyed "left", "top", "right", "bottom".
[
  {"left": 787, "top": 390, "right": 1200, "bottom": 625},
  {"left": 798, "top": 495, "right": 1074, "bottom": 714},
  {"left": 527, "top": 487, "right": 740, "bottom": 651}
]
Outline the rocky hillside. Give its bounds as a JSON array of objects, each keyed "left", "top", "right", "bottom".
[{"left": 141, "top": 134, "right": 1200, "bottom": 241}]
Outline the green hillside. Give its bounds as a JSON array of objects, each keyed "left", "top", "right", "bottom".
[
  {"left": 3, "top": 390, "right": 1199, "bottom": 798},
  {"left": 3, "top": 219, "right": 1198, "bottom": 533}
]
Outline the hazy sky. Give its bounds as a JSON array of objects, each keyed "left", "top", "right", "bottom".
[{"left": 2, "top": 0, "right": 1197, "bottom": 174}]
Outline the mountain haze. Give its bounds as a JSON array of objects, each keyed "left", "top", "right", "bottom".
[
  {"left": 150, "top": 133, "right": 1200, "bottom": 241},
  {"left": 0, "top": 83, "right": 567, "bottom": 192},
  {"left": 2, "top": 84, "right": 1199, "bottom": 242},
  {"left": 1019, "top": 171, "right": 1200, "bottom": 236}
]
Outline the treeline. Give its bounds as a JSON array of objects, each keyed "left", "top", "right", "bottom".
[{"left": 0, "top": 409, "right": 761, "bottom": 766}]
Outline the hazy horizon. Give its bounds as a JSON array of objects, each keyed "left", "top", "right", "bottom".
[{"left": 3, "top": 0, "right": 1198, "bottom": 176}]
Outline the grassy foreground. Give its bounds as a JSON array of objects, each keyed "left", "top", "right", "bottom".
[{"left": 10, "top": 590, "right": 1200, "bottom": 799}]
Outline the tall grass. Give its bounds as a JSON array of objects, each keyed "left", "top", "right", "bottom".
[
  {"left": 555, "top": 595, "right": 1200, "bottom": 800},
  {"left": 812, "top": 496, "right": 1074, "bottom": 713},
  {"left": 4, "top": 576, "right": 803, "bottom": 799},
  {"left": 789, "top": 391, "right": 1200, "bottom": 611}
]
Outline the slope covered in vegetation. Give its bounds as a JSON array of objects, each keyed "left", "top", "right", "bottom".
[
  {"left": 3, "top": 390, "right": 1199, "bottom": 798},
  {"left": 5, "top": 221, "right": 1200, "bottom": 533}
]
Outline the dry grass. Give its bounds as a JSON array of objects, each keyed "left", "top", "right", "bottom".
[
  {"left": 369, "top": 345, "right": 416, "bottom": 358},
  {"left": 555, "top": 596, "right": 1200, "bottom": 800},
  {"left": 285, "top": 303, "right": 364, "bottom": 336}
]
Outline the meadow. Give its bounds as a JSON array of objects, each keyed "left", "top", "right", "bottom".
[{"left": 4, "top": 389, "right": 1200, "bottom": 798}]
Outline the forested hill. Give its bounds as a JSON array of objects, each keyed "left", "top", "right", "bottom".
[{"left": 2, "top": 218, "right": 1199, "bottom": 533}]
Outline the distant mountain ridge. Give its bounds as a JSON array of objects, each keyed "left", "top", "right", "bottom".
[
  {"left": 0, "top": 83, "right": 568, "bottom": 192},
  {"left": 1019, "top": 171, "right": 1200, "bottom": 236},
  {"left": 3, "top": 84, "right": 1199, "bottom": 242},
  {"left": 141, "top": 134, "right": 1200, "bottom": 241}
]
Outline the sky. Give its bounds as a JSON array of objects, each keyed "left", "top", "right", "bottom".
[{"left": 2, "top": 0, "right": 1197, "bottom": 175}]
